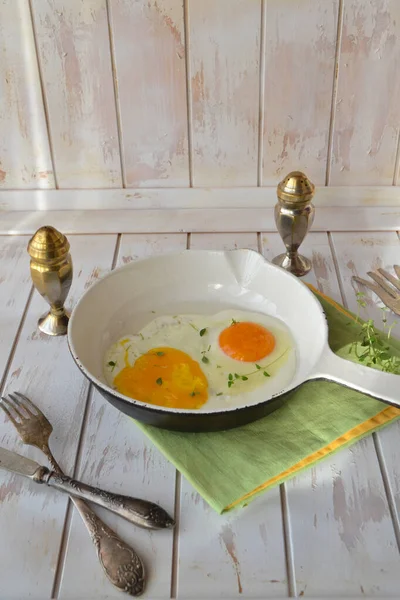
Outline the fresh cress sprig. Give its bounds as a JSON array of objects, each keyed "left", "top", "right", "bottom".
[{"left": 349, "top": 292, "right": 400, "bottom": 374}]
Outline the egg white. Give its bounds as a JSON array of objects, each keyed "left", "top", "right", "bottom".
[{"left": 104, "top": 309, "right": 296, "bottom": 411}]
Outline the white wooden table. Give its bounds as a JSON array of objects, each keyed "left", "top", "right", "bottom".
[{"left": 1, "top": 226, "right": 400, "bottom": 599}]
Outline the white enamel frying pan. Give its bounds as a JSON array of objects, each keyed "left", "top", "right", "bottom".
[{"left": 68, "top": 249, "right": 400, "bottom": 432}]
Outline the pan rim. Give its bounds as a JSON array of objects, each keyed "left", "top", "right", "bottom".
[{"left": 68, "top": 248, "right": 328, "bottom": 416}]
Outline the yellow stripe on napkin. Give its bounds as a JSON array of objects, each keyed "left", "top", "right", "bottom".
[{"left": 225, "top": 284, "right": 400, "bottom": 512}]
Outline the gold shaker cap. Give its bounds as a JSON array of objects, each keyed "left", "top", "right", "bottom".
[
  {"left": 277, "top": 171, "right": 315, "bottom": 204},
  {"left": 27, "top": 226, "right": 70, "bottom": 262}
]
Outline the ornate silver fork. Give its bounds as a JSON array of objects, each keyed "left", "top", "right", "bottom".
[
  {"left": 0, "top": 391, "right": 145, "bottom": 596},
  {"left": 353, "top": 265, "right": 400, "bottom": 317}
]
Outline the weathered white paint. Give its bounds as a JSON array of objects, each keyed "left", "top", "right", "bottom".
[
  {"left": 31, "top": 0, "right": 122, "bottom": 187},
  {"left": 331, "top": 231, "right": 400, "bottom": 334},
  {"left": 0, "top": 235, "right": 116, "bottom": 597},
  {"left": 59, "top": 232, "right": 186, "bottom": 598},
  {"left": 0, "top": 0, "right": 55, "bottom": 189},
  {"left": 263, "top": 0, "right": 339, "bottom": 186},
  {"left": 189, "top": 0, "right": 261, "bottom": 185},
  {"left": 288, "top": 438, "right": 400, "bottom": 597},
  {"left": 177, "top": 232, "right": 288, "bottom": 597},
  {"left": 264, "top": 232, "right": 400, "bottom": 597},
  {"left": 2, "top": 1, "right": 400, "bottom": 192},
  {"left": 322, "top": 231, "right": 400, "bottom": 595},
  {"left": 2, "top": 205, "right": 400, "bottom": 236},
  {"left": 0, "top": 236, "right": 32, "bottom": 383},
  {"left": 1, "top": 227, "right": 400, "bottom": 597},
  {"left": 108, "top": 0, "right": 189, "bottom": 187},
  {"left": 2, "top": 185, "right": 400, "bottom": 212},
  {"left": 261, "top": 231, "right": 343, "bottom": 302},
  {"left": 331, "top": 0, "right": 400, "bottom": 185}
]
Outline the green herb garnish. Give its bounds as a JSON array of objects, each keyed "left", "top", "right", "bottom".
[
  {"left": 202, "top": 356, "right": 210, "bottom": 364},
  {"left": 231, "top": 318, "right": 238, "bottom": 325},
  {"left": 216, "top": 392, "right": 223, "bottom": 396},
  {"left": 189, "top": 323, "right": 199, "bottom": 332},
  {"left": 349, "top": 292, "right": 400, "bottom": 374},
  {"left": 156, "top": 377, "right": 163, "bottom": 386},
  {"left": 156, "top": 351, "right": 165, "bottom": 356},
  {"left": 200, "top": 328, "right": 207, "bottom": 337},
  {"left": 226, "top": 348, "right": 289, "bottom": 389},
  {"left": 108, "top": 360, "right": 116, "bottom": 371},
  {"left": 139, "top": 333, "right": 144, "bottom": 340}
]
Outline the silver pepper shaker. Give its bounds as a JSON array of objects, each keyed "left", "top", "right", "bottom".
[{"left": 272, "top": 170, "right": 315, "bottom": 277}]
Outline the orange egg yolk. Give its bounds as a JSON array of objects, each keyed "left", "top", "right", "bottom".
[
  {"left": 219, "top": 321, "right": 275, "bottom": 362},
  {"left": 113, "top": 347, "right": 208, "bottom": 409}
]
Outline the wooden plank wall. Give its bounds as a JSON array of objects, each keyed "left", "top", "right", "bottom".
[{"left": 0, "top": 0, "right": 399, "bottom": 192}]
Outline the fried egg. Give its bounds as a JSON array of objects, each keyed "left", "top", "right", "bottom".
[{"left": 104, "top": 309, "right": 296, "bottom": 411}]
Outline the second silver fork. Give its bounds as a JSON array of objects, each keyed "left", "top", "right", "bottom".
[
  {"left": 0, "top": 391, "right": 146, "bottom": 596},
  {"left": 353, "top": 265, "right": 400, "bottom": 317}
]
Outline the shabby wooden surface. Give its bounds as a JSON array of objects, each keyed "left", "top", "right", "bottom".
[
  {"left": 189, "top": 0, "right": 260, "bottom": 186},
  {"left": 31, "top": 0, "right": 122, "bottom": 188},
  {"left": 2, "top": 204, "right": 400, "bottom": 236},
  {"left": 0, "top": 226, "right": 400, "bottom": 599},
  {"left": 262, "top": 0, "right": 339, "bottom": 186},
  {"left": 1, "top": 0, "right": 400, "bottom": 191}
]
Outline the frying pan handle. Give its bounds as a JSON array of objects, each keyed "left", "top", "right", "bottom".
[{"left": 310, "top": 347, "right": 400, "bottom": 409}]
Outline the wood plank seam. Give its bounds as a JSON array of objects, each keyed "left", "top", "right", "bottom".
[
  {"left": 258, "top": 231, "right": 295, "bottom": 597},
  {"left": 105, "top": 0, "right": 126, "bottom": 188},
  {"left": 28, "top": 0, "right": 58, "bottom": 189},
  {"left": 183, "top": 0, "right": 194, "bottom": 187},
  {"left": 393, "top": 130, "right": 400, "bottom": 186},
  {"left": 257, "top": 0, "right": 266, "bottom": 187},
  {"left": 325, "top": 0, "right": 344, "bottom": 186},
  {"left": 51, "top": 384, "right": 95, "bottom": 599},
  {"left": 169, "top": 230, "right": 191, "bottom": 597},
  {"left": 327, "top": 231, "right": 348, "bottom": 308},
  {"left": 0, "top": 286, "right": 34, "bottom": 394},
  {"left": 372, "top": 433, "right": 400, "bottom": 553},
  {"left": 279, "top": 484, "right": 297, "bottom": 598},
  {"left": 328, "top": 231, "right": 400, "bottom": 566},
  {"left": 50, "top": 234, "right": 120, "bottom": 596},
  {"left": 170, "top": 470, "right": 181, "bottom": 598}
]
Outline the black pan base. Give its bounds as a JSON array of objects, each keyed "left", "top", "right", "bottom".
[{"left": 94, "top": 384, "right": 287, "bottom": 432}]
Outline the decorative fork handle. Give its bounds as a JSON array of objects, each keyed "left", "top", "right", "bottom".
[
  {"left": 32, "top": 465, "right": 174, "bottom": 529},
  {"left": 38, "top": 454, "right": 146, "bottom": 596}
]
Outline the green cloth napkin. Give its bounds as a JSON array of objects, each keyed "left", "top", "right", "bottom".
[{"left": 135, "top": 288, "right": 400, "bottom": 513}]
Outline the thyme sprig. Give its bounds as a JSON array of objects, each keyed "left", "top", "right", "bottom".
[
  {"left": 226, "top": 348, "right": 289, "bottom": 389},
  {"left": 349, "top": 292, "right": 400, "bottom": 374}
]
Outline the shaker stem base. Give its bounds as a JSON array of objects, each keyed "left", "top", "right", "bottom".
[
  {"left": 272, "top": 253, "right": 311, "bottom": 277},
  {"left": 38, "top": 309, "right": 70, "bottom": 336}
]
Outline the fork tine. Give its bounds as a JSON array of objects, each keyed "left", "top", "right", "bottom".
[
  {"left": 377, "top": 268, "right": 400, "bottom": 293},
  {"left": 10, "top": 392, "right": 38, "bottom": 417},
  {"left": 367, "top": 271, "right": 398, "bottom": 298},
  {"left": 0, "top": 396, "right": 22, "bottom": 425},
  {"left": 352, "top": 275, "right": 379, "bottom": 292},
  {"left": 353, "top": 276, "right": 397, "bottom": 310}
]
